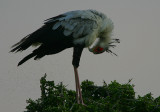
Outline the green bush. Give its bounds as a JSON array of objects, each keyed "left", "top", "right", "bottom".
[{"left": 25, "top": 75, "right": 160, "bottom": 112}]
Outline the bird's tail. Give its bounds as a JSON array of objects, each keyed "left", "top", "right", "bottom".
[
  {"left": 18, "top": 52, "right": 36, "bottom": 66},
  {"left": 10, "top": 34, "right": 32, "bottom": 52},
  {"left": 10, "top": 25, "right": 47, "bottom": 53}
]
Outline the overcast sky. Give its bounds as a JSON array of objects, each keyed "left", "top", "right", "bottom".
[{"left": 1, "top": 0, "right": 160, "bottom": 111}]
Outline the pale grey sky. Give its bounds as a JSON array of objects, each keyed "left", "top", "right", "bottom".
[{"left": 1, "top": 0, "right": 160, "bottom": 111}]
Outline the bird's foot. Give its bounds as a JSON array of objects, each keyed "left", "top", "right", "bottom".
[
  {"left": 81, "top": 102, "right": 87, "bottom": 106},
  {"left": 78, "top": 100, "right": 87, "bottom": 106}
]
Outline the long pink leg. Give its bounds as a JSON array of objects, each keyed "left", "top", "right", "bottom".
[
  {"left": 73, "top": 66, "right": 85, "bottom": 105},
  {"left": 74, "top": 66, "right": 80, "bottom": 103}
]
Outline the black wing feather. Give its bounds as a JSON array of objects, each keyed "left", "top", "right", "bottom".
[
  {"left": 18, "top": 52, "right": 36, "bottom": 66},
  {"left": 10, "top": 24, "right": 52, "bottom": 52},
  {"left": 11, "top": 15, "right": 74, "bottom": 66}
]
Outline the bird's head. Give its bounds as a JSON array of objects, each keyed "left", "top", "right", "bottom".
[
  {"left": 88, "top": 16, "right": 119, "bottom": 55},
  {"left": 88, "top": 38, "right": 120, "bottom": 55}
]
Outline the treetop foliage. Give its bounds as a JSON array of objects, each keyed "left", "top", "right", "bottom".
[{"left": 25, "top": 74, "right": 160, "bottom": 112}]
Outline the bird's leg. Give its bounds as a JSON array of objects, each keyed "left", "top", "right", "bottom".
[
  {"left": 73, "top": 66, "right": 84, "bottom": 105},
  {"left": 74, "top": 66, "right": 80, "bottom": 104},
  {"left": 72, "top": 46, "right": 86, "bottom": 105}
]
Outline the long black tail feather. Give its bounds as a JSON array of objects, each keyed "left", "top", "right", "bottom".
[
  {"left": 18, "top": 53, "right": 36, "bottom": 66},
  {"left": 10, "top": 34, "right": 32, "bottom": 52},
  {"left": 10, "top": 25, "right": 48, "bottom": 53}
]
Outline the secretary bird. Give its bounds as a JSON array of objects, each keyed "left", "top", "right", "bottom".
[{"left": 10, "top": 9, "right": 120, "bottom": 105}]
